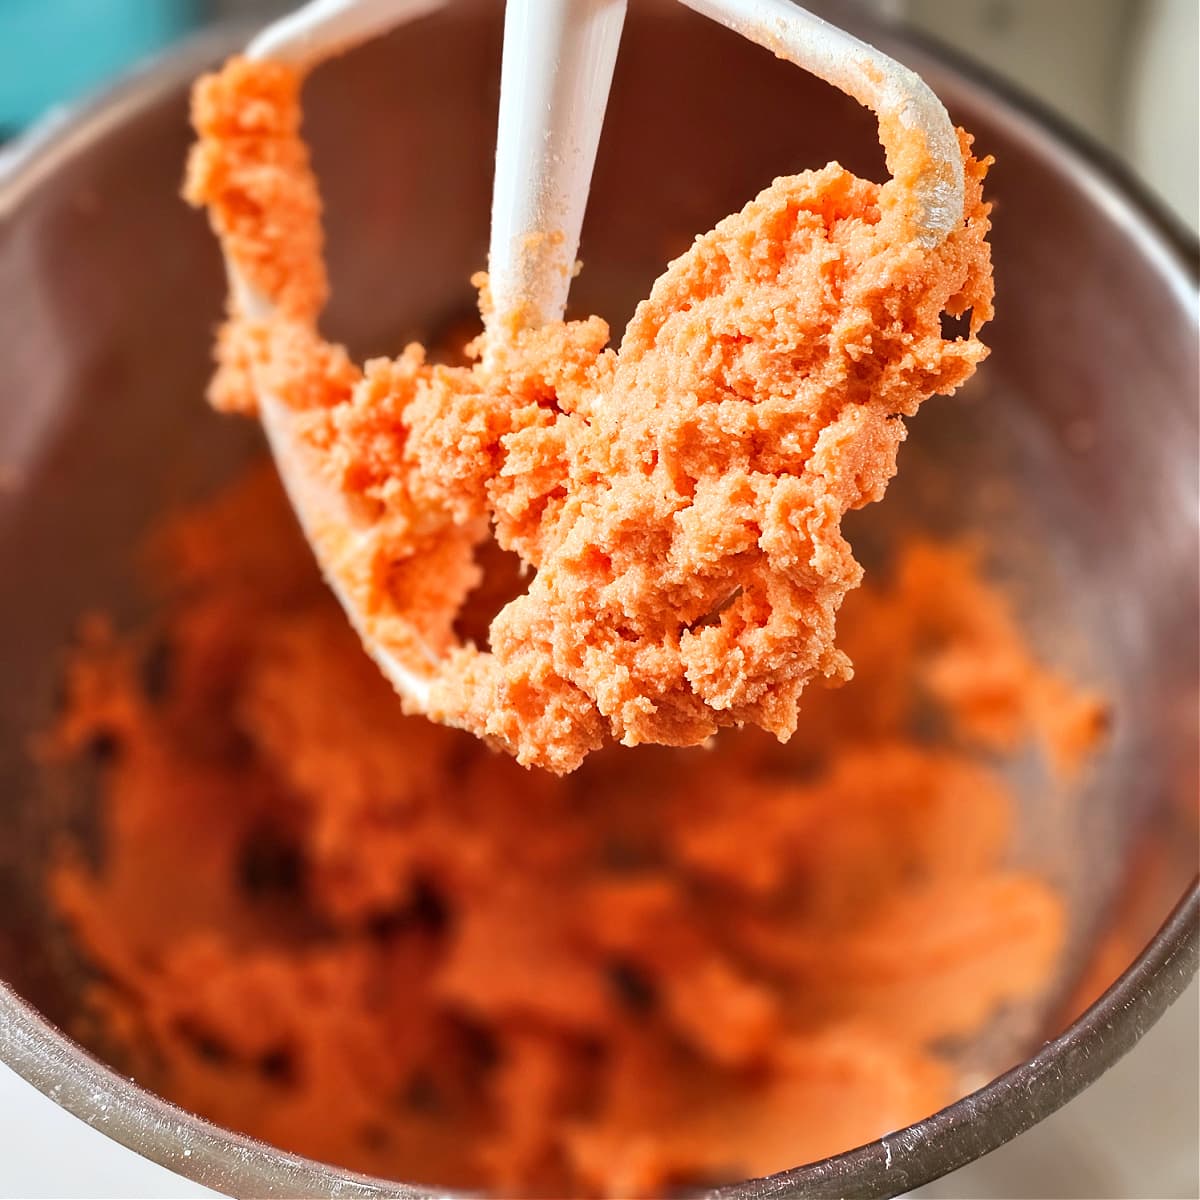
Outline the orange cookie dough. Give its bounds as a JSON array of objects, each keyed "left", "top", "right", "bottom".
[
  {"left": 46, "top": 467, "right": 1104, "bottom": 1198},
  {"left": 184, "top": 58, "right": 994, "bottom": 772}
]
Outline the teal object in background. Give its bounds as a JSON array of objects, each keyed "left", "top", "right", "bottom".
[{"left": 0, "top": 0, "right": 201, "bottom": 132}]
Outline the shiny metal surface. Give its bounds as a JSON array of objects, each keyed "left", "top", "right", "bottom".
[{"left": 0, "top": 3, "right": 1196, "bottom": 1197}]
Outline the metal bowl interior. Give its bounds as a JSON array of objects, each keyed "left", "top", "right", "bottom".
[{"left": 0, "top": 2, "right": 1196, "bottom": 1197}]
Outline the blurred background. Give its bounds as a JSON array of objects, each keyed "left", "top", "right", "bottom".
[
  {"left": 1, "top": 0, "right": 1196, "bottom": 232},
  {"left": 0, "top": 2, "right": 1195, "bottom": 1198}
]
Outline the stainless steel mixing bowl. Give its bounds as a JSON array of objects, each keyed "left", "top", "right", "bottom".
[{"left": 0, "top": 2, "right": 1196, "bottom": 1196}]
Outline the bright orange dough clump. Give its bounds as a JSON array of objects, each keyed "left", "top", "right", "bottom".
[{"left": 184, "top": 58, "right": 994, "bottom": 772}]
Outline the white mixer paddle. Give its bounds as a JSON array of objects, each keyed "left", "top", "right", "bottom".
[
  {"left": 215, "top": 0, "right": 966, "bottom": 718},
  {"left": 237, "top": 0, "right": 626, "bottom": 708}
]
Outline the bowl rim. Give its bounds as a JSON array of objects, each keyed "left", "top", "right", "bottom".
[{"left": 0, "top": 9, "right": 1197, "bottom": 1200}]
